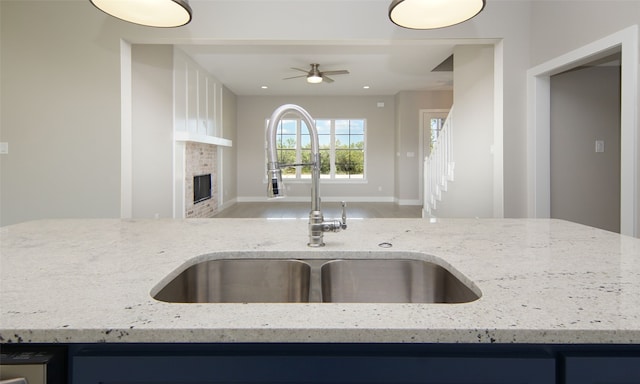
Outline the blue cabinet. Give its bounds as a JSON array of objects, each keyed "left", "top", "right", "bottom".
[
  {"left": 564, "top": 356, "right": 640, "bottom": 383},
  {"left": 71, "top": 344, "right": 555, "bottom": 384}
]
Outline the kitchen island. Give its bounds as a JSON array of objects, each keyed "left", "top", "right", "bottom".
[{"left": 1, "top": 218, "right": 639, "bottom": 383}]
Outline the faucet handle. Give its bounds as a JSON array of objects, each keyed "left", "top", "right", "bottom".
[{"left": 340, "top": 201, "right": 347, "bottom": 230}]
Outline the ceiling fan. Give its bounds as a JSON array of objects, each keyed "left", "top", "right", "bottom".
[{"left": 284, "top": 63, "right": 349, "bottom": 84}]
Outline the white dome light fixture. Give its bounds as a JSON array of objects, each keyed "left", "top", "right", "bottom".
[
  {"left": 307, "top": 74, "right": 323, "bottom": 84},
  {"left": 90, "top": 0, "right": 192, "bottom": 28},
  {"left": 389, "top": 0, "right": 485, "bottom": 29},
  {"left": 306, "top": 65, "right": 323, "bottom": 84}
]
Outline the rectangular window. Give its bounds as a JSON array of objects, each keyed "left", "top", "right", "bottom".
[{"left": 268, "top": 118, "right": 366, "bottom": 181}]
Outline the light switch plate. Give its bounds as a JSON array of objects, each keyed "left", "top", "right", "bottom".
[
  {"left": 0, "top": 142, "right": 8, "bottom": 154},
  {"left": 595, "top": 140, "right": 605, "bottom": 153}
]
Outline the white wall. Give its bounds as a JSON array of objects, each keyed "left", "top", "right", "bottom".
[
  {"left": 236, "top": 95, "right": 396, "bottom": 201},
  {"left": 131, "top": 45, "right": 174, "bottom": 219},
  {"left": 434, "top": 45, "right": 495, "bottom": 217}
]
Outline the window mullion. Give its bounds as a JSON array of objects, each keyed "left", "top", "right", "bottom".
[
  {"left": 330, "top": 120, "right": 336, "bottom": 179},
  {"left": 296, "top": 119, "right": 301, "bottom": 179}
]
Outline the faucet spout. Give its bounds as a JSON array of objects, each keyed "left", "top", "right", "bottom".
[{"left": 265, "top": 104, "right": 347, "bottom": 246}]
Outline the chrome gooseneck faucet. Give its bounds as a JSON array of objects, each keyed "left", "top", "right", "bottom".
[{"left": 266, "top": 104, "right": 347, "bottom": 247}]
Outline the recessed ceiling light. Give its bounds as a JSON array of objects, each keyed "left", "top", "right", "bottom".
[
  {"left": 261, "top": 86, "right": 269, "bottom": 89},
  {"left": 363, "top": 86, "right": 370, "bottom": 89}
]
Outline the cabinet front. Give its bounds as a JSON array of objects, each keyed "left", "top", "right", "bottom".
[{"left": 73, "top": 354, "right": 554, "bottom": 383}]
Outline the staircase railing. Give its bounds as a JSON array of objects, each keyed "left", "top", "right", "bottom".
[{"left": 424, "top": 107, "right": 455, "bottom": 216}]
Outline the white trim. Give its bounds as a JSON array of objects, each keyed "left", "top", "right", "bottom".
[
  {"left": 174, "top": 131, "right": 232, "bottom": 147},
  {"left": 218, "top": 197, "right": 237, "bottom": 212},
  {"left": 493, "top": 40, "right": 505, "bottom": 218},
  {"left": 396, "top": 198, "right": 423, "bottom": 206},
  {"left": 120, "top": 39, "right": 133, "bottom": 219},
  {"left": 527, "top": 25, "right": 638, "bottom": 237}
]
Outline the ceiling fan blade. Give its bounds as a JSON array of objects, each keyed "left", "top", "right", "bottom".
[
  {"left": 322, "top": 75, "right": 335, "bottom": 83},
  {"left": 283, "top": 74, "right": 308, "bottom": 80},
  {"left": 290, "top": 67, "right": 310, "bottom": 73},
  {"left": 321, "top": 70, "right": 349, "bottom": 76}
]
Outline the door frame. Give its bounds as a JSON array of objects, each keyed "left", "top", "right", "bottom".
[{"left": 526, "top": 25, "right": 638, "bottom": 237}]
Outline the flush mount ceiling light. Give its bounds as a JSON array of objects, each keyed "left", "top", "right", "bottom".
[
  {"left": 389, "top": 0, "right": 485, "bottom": 29},
  {"left": 90, "top": 0, "right": 192, "bottom": 28},
  {"left": 307, "top": 75, "right": 323, "bottom": 84},
  {"left": 307, "top": 65, "right": 324, "bottom": 83}
]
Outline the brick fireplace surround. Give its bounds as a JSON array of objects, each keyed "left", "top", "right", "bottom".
[{"left": 185, "top": 142, "right": 218, "bottom": 218}]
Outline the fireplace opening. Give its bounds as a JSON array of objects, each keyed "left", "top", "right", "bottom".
[{"left": 194, "top": 174, "right": 212, "bottom": 204}]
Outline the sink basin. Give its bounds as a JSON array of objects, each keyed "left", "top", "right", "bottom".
[
  {"left": 152, "top": 252, "right": 480, "bottom": 304},
  {"left": 153, "top": 259, "right": 311, "bottom": 303},
  {"left": 321, "top": 259, "right": 479, "bottom": 303}
]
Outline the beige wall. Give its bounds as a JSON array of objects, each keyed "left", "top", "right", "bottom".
[
  {"left": 394, "top": 91, "right": 453, "bottom": 204},
  {"left": 221, "top": 86, "right": 238, "bottom": 208},
  {"left": 131, "top": 45, "right": 174, "bottom": 219},
  {"left": 1, "top": 1, "right": 122, "bottom": 225},
  {"left": 236, "top": 95, "right": 396, "bottom": 201}
]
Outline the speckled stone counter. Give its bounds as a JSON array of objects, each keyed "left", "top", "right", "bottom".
[{"left": 1, "top": 218, "right": 639, "bottom": 344}]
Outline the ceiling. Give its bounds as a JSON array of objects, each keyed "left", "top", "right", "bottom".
[{"left": 176, "top": 41, "right": 457, "bottom": 96}]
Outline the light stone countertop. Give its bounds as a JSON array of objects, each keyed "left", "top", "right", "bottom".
[{"left": 1, "top": 218, "right": 639, "bottom": 344}]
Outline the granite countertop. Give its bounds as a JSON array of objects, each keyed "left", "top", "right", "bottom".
[{"left": 1, "top": 218, "right": 639, "bottom": 344}]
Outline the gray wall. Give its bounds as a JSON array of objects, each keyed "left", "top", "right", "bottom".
[
  {"left": 394, "top": 91, "right": 453, "bottom": 204},
  {"left": 236, "top": 95, "right": 396, "bottom": 201},
  {"left": 131, "top": 45, "right": 174, "bottom": 219},
  {"left": 550, "top": 65, "right": 621, "bottom": 233}
]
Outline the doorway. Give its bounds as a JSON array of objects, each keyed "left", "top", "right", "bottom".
[
  {"left": 527, "top": 25, "right": 638, "bottom": 237},
  {"left": 550, "top": 55, "right": 621, "bottom": 233}
]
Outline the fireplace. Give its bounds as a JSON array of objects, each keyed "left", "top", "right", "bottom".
[
  {"left": 184, "top": 142, "right": 218, "bottom": 218},
  {"left": 193, "top": 174, "right": 212, "bottom": 204}
]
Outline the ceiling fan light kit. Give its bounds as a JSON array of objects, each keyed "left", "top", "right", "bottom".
[
  {"left": 307, "top": 75, "right": 324, "bottom": 84},
  {"left": 388, "top": 0, "right": 485, "bottom": 29},
  {"left": 285, "top": 64, "right": 350, "bottom": 85},
  {"left": 90, "top": 0, "right": 192, "bottom": 27}
]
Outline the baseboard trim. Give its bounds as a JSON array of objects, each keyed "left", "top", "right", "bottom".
[{"left": 237, "top": 196, "right": 398, "bottom": 203}]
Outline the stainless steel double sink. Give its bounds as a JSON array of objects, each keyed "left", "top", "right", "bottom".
[{"left": 152, "top": 252, "right": 481, "bottom": 304}]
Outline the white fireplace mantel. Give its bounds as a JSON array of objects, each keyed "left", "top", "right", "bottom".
[{"left": 174, "top": 131, "right": 232, "bottom": 147}]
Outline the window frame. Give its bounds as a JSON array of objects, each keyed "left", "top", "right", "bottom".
[{"left": 265, "top": 117, "right": 367, "bottom": 183}]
